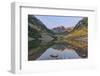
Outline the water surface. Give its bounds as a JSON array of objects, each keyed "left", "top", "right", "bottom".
[{"left": 28, "top": 40, "right": 87, "bottom": 60}]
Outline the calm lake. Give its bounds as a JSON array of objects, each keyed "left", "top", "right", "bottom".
[{"left": 28, "top": 40, "right": 87, "bottom": 60}]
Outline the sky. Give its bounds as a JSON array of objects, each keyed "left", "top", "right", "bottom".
[{"left": 35, "top": 15, "right": 83, "bottom": 29}]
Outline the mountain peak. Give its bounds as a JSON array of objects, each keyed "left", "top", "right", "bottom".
[{"left": 52, "top": 25, "right": 66, "bottom": 33}]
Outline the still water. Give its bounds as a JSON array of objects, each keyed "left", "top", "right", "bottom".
[
  {"left": 37, "top": 44, "right": 80, "bottom": 60},
  {"left": 28, "top": 40, "right": 87, "bottom": 60}
]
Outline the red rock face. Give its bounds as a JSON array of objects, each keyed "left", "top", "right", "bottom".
[{"left": 52, "top": 25, "right": 74, "bottom": 34}]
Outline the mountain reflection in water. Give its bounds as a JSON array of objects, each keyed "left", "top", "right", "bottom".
[{"left": 28, "top": 40, "right": 87, "bottom": 60}]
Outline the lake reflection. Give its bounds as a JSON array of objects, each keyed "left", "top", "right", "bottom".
[
  {"left": 28, "top": 40, "right": 87, "bottom": 60},
  {"left": 37, "top": 47, "right": 80, "bottom": 60}
]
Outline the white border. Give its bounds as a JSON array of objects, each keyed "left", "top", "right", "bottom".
[{"left": 11, "top": 2, "right": 96, "bottom": 74}]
